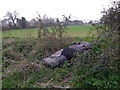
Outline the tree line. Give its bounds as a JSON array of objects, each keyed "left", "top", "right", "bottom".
[
  {"left": 1, "top": 11, "right": 38, "bottom": 30},
  {"left": 1, "top": 11, "right": 86, "bottom": 31}
]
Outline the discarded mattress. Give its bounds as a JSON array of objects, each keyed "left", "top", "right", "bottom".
[{"left": 43, "top": 41, "right": 91, "bottom": 68}]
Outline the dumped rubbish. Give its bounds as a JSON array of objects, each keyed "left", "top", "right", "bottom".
[{"left": 43, "top": 41, "right": 91, "bottom": 68}]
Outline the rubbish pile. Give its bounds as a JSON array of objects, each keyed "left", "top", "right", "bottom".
[{"left": 43, "top": 41, "right": 91, "bottom": 68}]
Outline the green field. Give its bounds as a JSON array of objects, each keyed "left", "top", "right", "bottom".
[{"left": 2, "top": 25, "right": 96, "bottom": 39}]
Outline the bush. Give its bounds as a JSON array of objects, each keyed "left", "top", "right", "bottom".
[{"left": 71, "top": 1, "right": 119, "bottom": 88}]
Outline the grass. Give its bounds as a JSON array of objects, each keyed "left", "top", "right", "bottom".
[
  {"left": 2, "top": 25, "right": 96, "bottom": 88},
  {"left": 2, "top": 25, "right": 96, "bottom": 39},
  {"left": 2, "top": 25, "right": 119, "bottom": 88},
  {"left": 67, "top": 25, "right": 96, "bottom": 36},
  {"left": 2, "top": 28, "right": 38, "bottom": 38}
]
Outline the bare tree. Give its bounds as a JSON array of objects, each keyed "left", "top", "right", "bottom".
[{"left": 4, "top": 11, "right": 19, "bottom": 29}]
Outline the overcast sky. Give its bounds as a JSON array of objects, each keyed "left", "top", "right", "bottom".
[{"left": 0, "top": 0, "right": 114, "bottom": 21}]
